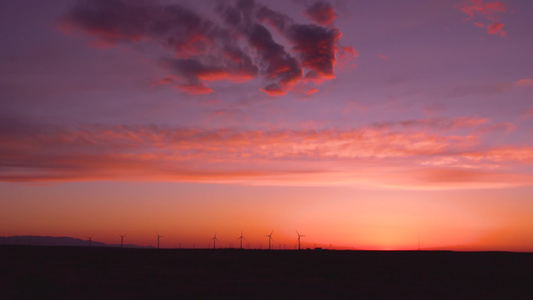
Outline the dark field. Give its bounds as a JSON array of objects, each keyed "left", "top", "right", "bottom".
[{"left": 1, "top": 246, "right": 532, "bottom": 299}]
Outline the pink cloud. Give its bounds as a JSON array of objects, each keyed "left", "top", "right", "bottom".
[
  {"left": 487, "top": 22, "right": 505, "bottom": 36},
  {"left": 407, "top": 168, "right": 533, "bottom": 189},
  {"left": 450, "top": 78, "right": 533, "bottom": 100},
  {"left": 260, "top": 84, "right": 287, "bottom": 96},
  {"left": 515, "top": 79, "right": 533, "bottom": 87},
  {"left": 484, "top": 147, "right": 533, "bottom": 162},
  {"left": 457, "top": 0, "right": 507, "bottom": 20},
  {"left": 153, "top": 76, "right": 175, "bottom": 86},
  {"left": 303, "top": 2, "right": 337, "bottom": 26},
  {"left": 462, "top": 147, "right": 533, "bottom": 163},
  {"left": 337, "top": 46, "right": 358, "bottom": 67},
  {"left": 305, "top": 88, "right": 319, "bottom": 95},
  {"left": 342, "top": 101, "right": 368, "bottom": 114},
  {"left": 372, "top": 116, "right": 490, "bottom": 132},
  {"left": 1, "top": 118, "right": 530, "bottom": 188},
  {"left": 333, "top": 46, "right": 358, "bottom": 70},
  {"left": 175, "top": 83, "right": 213, "bottom": 95},
  {"left": 456, "top": 0, "right": 507, "bottom": 37}
]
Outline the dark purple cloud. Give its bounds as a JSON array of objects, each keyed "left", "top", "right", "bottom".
[
  {"left": 247, "top": 24, "right": 302, "bottom": 89},
  {"left": 289, "top": 24, "right": 340, "bottom": 79},
  {"left": 63, "top": 0, "right": 149, "bottom": 43},
  {"left": 62, "top": 0, "right": 353, "bottom": 95},
  {"left": 254, "top": 3, "right": 341, "bottom": 80}
]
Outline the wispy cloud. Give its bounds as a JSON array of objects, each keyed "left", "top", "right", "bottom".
[
  {"left": 1, "top": 117, "right": 529, "bottom": 188},
  {"left": 61, "top": 0, "right": 354, "bottom": 96},
  {"left": 450, "top": 78, "right": 533, "bottom": 97},
  {"left": 456, "top": 0, "right": 507, "bottom": 36},
  {"left": 515, "top": 79, "right": 533, "bottom": 87}
]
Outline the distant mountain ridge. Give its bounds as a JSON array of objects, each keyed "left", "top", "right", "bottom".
[{"left": 0, "top": 235, "right": 150, "bottom": 248}]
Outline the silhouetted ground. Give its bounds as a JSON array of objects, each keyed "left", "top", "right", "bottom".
[{"left": 1, "top": 246, "right": 532, "bottom": 299}]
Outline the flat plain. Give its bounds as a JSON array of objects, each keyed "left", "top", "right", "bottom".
[{"left": 1, "top": 246, "right": 532, "bottom": 299}]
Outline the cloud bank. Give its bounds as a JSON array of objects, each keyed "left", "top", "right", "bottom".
[
  {"left": 62, "top": 0, "right": 352, "bottom": 96},
  {"left": 1, "top": 117, "right": 531, "bottom": 189}
]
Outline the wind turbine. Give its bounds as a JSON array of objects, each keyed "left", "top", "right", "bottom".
[
  {"left": 211, "top": 232, "right": 218, "bottom": 249},
  {"left": 120, "top": 234, "right": 126, "bottom": 248},
  {"left": 87, "top": 235, "right": 93, "bottom": 247},
  {"left": 157, "top": 232, "right": 163, "bottom": 249},
  {"left": 265, "top": 231, "right": 273, "bottom": 250},
  {"left": 237, "top": 231, "right": 245, "bottom": 250},
  {"left": 296, "top": 231, "right": 305, "bottom": 250}
]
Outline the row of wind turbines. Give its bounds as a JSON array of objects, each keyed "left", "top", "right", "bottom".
[
  {"left": 86, "top": 233, "right": 127, "bottom": 248},
  {"left": 89, "top": 230, "right": 308, "bottom": 250},
  {"left": 211, "top": 230, "right": 306, "bottom": 250}
]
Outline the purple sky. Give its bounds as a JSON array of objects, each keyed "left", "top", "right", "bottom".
[{"left": 1, "top": 0, "right": 533, "bottom": 250}]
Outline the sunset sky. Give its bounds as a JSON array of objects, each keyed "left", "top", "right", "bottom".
[{"left": 1, "top": 0, "right": 533, "bottom": 251}]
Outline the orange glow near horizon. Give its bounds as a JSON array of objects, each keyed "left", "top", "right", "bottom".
[
  {"left": 2, "top": 182, "right": 533, "bottom": 252},
  {"left": 2, "top": 0, "right": 533, "bottom": 255}
]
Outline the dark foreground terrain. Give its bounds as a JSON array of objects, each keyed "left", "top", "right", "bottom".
[{"left": 1, "top": 246, "right": 532, "bottom": 299}]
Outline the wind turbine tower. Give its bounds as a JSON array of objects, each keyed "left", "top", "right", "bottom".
[
  {"left": 157, "top": 232, "right": 163, "bottom": 249},
  {"left": 296, "top": 231, "right": 305, "bottom": 250},
  {"left": 120, "top": 234, "right": 126, "bottom": 248},
  {"left": 211, "top": 233, "right": 218, "bottom": 249},
  {"left": 237, "top": 231, "right": 245, "bottom": 250},
  {"left": 265, "top": 231, "right": 273, "bottom": 250},
  {"left": 87, "top": 235, "right": 93, "bottom": 247}
]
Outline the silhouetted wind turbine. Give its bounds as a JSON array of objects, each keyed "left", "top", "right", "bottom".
[
  {"left": 157, "top": 232, "right": 163, "bottom": 249},
  {"left": 265, "top": 231, "right": 273, "bottom": 250},
  {"left": 87, "top": 235, "right": 93, "bottom": 247},
  {"left": 296, "top": 231, "right": 305, "bottom": 250},
  {"left": 211, "top": 232, "right": 218, "bottom": 249},
  {"left": 237, "top": 231, "right": 245, "bottom": 250},
  {"left": 120, "top": 234, "right": 126, "bottom": 248}
]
